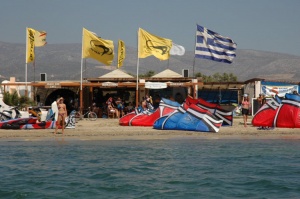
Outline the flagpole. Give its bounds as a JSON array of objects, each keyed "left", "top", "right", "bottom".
[
  {"left": 80, "top": 58, "right": 83, "bottom": 113},
  {"left": 33, "top": 58, "right": 36, "bottom": 83},
  {"left": 192, "top": 24, "right": 198, "bottom": 99},
  {"left": 135, "top": 29, "right": 140, "bottom": 108},
  {"left": 167, "top": 59, "right": 170, "bottom": 69},
  {"left": 80, "top": 29, "right": 84, "bottom": 114},
  {"left": 25, "top": 27, "right": 28, "bottom": 97},
  {"left": 117, "top": 40, "right": 120, "bottom": 69},
  {"left": 193, "top": 25, "right": 197, "bottom": 78},
  {"left": 84, "top": 59, "right": 87, "bottom": 79}
]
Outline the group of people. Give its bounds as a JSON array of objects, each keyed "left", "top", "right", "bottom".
[
  {"left": 140, "top": 95, "right": 154, "bottom": 112},
  {"left": 106, "top": 97, "right": 122, "bottom": 118},
  {"left": 105, "top": 97, "right": 135, "bottom": 118},
  {"left": 243, "top": 89, "right": 298, "bottom": 126}
]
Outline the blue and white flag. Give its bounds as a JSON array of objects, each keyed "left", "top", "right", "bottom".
[{"left": 195, "top": 24, "right": 237, "bottom": 63}]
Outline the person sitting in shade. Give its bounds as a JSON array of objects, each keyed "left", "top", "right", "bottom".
[
  {"left": 106, "top": 97, "right": 119, "bottom": 118},
  {"left": 292, "top": 89, "right": 299, "bottom": 95},
  {"left": 126, "top": 102, "right": 134, "bottom": 113},
  {"left": 115, "top": 97, "right": 124, "bottom": 117},
  {"left": 146, "top": 95, "right": 154, "bottom": 112}
]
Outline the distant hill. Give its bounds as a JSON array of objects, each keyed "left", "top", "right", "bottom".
[{"left": 0, "top": 41, "right": 300, "bottom": 82}]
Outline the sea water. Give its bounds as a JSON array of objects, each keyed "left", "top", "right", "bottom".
[{"left": 0, "top": 139, "right": 299, "bottom": 198}]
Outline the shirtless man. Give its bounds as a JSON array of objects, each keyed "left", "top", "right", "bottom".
[
  {"left": 241, "top": 94, "right": 251, "bottom": 127},
  {"left": 55, "top": 97, "right": 67, "bottom": 134}
]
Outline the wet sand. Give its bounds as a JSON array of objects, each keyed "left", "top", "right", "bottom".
[{"left": 0, "top": 117, "right": 299, "bottom": 141}]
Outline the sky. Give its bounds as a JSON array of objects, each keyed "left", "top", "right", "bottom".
[{"left": 0, "top": 0, "right": 300, "bottom": 56}]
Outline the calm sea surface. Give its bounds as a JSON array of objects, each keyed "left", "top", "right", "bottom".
[{"left": 0, "top": 138, "right": 299, "bottom": 199}]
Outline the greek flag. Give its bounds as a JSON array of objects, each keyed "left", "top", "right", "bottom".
[{"left": 195, "top": 24, "right": 237, "bottom": 63}]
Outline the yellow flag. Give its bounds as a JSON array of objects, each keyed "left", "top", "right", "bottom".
[
  {"left": 82, "top": 28, "right": 114, "bottom": 65},
  {"left": 117, "top": 40, "right": 126, "bottom": 68},
  {"left": 138, "top": 28, "right": 172, "bottom": 60},
  {"left": 34, "top": 30, "right": 47, "bottom": 47},
  {"left": 26, "top": 28, "right": 36, "bottom": 63}
]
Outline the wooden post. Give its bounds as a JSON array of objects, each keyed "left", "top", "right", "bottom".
[{"left": 80, "top": 88, "right": 83, "bottom": 114}]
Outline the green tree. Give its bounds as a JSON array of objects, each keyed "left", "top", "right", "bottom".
[
  {"left": 195, "top": 72, "right": 238, "bottom": 82},
  {"left": 139, "top": 70, "right": 156, "bottom": 78},
  {"left": 3, "top": 90, "right": 36, "bottom": 109},
  {"left": 228, "top": 73, "right": 237, "bottom": 81}
]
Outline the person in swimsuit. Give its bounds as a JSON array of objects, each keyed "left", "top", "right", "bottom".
[
  {"left": 241, "top": 94, "right": 251, "bottom": 127},
  {"left": 55, "top": 97, "right": 67, "bottom": 134},
  {"left": 106, "top": 97, "right": 119, "bottom": 118}
]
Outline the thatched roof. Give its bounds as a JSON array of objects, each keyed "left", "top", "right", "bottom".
[
  {"left": 151, "top": 69, "right": 182, "bottom": 78},
  {"left": 99, "top": 69, "right": 134, "bottom": 78}
]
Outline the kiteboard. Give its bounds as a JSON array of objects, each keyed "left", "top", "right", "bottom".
[{"left": 51, "top": 101, "right": 58, "bottom": 121}]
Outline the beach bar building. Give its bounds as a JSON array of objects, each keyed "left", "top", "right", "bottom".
[
  {"left": 1, "top": 69, "right": 202, "bottom": 115},
  {"left": 1, "top": 68, "right": 252, "bottom": 117},
  {"left": 85, "top": 69, "right": 202, "bottom": 111},
  {"left": 244, "top": 78, "right": 300, "bottom": 115}
]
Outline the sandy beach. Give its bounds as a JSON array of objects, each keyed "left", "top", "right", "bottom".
[{"left": 0, "top": 116, "right": 299, "bottom": 141}]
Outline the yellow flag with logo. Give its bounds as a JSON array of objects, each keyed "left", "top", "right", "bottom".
[
  {"left": 117, "top": 40, "right": 126, "bottom": 68},
  {"left": 26, "top": 28, "right": 36, "bottom": 63},
  {"left": 82, "top": 28, "right": 114, "bottom": 65},
  {"left": 34, "top": 30, "right": 47, "bottom": 47},
  {"left": 138, "top": 28, "right": 172, "bottom": 60}
]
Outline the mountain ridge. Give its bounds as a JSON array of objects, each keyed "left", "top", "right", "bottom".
[{"left": 0, "top": 41, "right": 299, "bottom": 82}]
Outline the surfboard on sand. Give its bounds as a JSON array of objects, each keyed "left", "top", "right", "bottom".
[{"left": 51, "top": 101, "right": 58, "bottom": 121}]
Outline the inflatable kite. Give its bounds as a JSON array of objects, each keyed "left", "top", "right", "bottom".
[
  {"left": 154, "top": 104, "right": 223, "bottom": 132},
  {"left": 252, "top": 97, "right": 281, "bottom": 127},
  {"left": 252, "top": 93, "right": 300, "bottom": 128},
  {"left": 274, "top": 93, "right": 300, "bottom": 128},
  {"left": 0, "top": 109, "right": 75, "bottom": 129},
  {"left": 119, "top": 98, "right": 180, "bottom": 126},
  {"left": 185, "top": 96, "right": 233, "bottom": 126}
]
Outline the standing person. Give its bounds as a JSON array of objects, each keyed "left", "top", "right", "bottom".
[
  {"left": 51, "top": 97, "right": 60, "bottom": 122},
  {"left": 241, "top": 94, "right": 251, "bottom": 127},
  {"left": 55, "top": 97, "right": 67, "bottom": 135},
  {"left": 153, "top": 94, "right": 161, "bottom": 109},
  {"left": 257, "top": 94, "right": 263, "bottom": 109},
  {"left": 261, "top": 93, "right": 267, "bottom": 105}
]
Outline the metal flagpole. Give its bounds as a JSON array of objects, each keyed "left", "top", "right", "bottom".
[
  {"left": 25, "top": 27, "right": 28, "bottom": 97},
  {"left": 167, "top": 59, "right": 170, "bottom": 69},
  {"left": 33, "top": 59, "right": 36, "bottom": 83},
  {"left": 135, "top": 28, "right": 140, "bottom": 108},
  {"left": 192, "top": 24, "right": 198, "bottom": 99},
  {"left": 193, "top": 55, "right": 196, "bottom": 78},
  {"left": 193, "top": 24, "right": 197, "bottom": 78},
  {"left": 80, "top": 29, "right": 84, "bottom": 114},
  {"left": 84, "top": 59, "right": 87, "bottom": 79}
]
